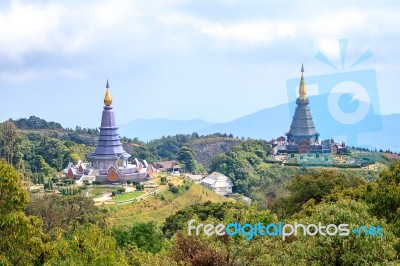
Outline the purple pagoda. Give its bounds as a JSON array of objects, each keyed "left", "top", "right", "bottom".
[{"left": 86, "top": 80, "right": 151, "bottom": 183}]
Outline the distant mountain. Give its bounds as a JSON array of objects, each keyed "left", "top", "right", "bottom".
[
  {"left": 199, "top": 94, "right": 379, "bottom": 139},
  {"left": 357, "top": 114, "right": 400, "bottom": 152},
  {"left": 198, "top": 103, "right": 289, "bottom": 140},
  {"left": 119, "top": 94, "right": 400, "bottom": 152},
  {"left": 118, "top": 119, "right": 214, "bottom": 141}
]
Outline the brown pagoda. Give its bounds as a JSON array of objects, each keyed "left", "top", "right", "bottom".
[{"left": 285, "top": 64, "right": 319, "bottom": 147}]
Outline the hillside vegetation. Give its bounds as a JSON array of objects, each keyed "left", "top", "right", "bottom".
[
  {"left": 2, "top": 116, "right": 398, "bottom": 210},
  {"left": 1, "top": 158, "right": 400, "bottom": 265},
  {"left": 0, "top": 120, "right": 94, "bottom": 181},
  {"left": 105, "top": 182, "right": 231, "bottom": 228},
  {"left": 187, "top": 137, "right": 243, "bottom": 167},
  {"left": 1, "top": 116, "right": 400, "bottom": 264}
]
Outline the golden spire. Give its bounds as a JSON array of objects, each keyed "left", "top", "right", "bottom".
[
  {"left": 299, "top": 63, "right": 307, "bottom": 99},
  {"left": 104, "top": 79, "right": 112, "bottom": 106}
]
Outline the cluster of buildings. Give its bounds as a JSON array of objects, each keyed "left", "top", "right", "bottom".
[
  {"left": 63, "top": 81, "right": 154, "bottom": 184},
  {"left": 270, "top": 65, "right": 347, "bottom": 155},
  {"left": 63, "top": 65, "right": 344, "bottom": 197},
  {"left": 62, "top": 81, "right": 202, "bottom": 186}
]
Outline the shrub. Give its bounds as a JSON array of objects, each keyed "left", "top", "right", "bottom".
[
  {"left": 116, "top": 187, "right": 126, "bottom": 194},
  {"left": 79, "top": 186, "right": 88, "bottom": 191},
  {"left": 169, "top": 185, "right": 179, "bottom": 194},
  {"left": 160, "top": 176, "right": 167, "bottom": 185},
  {"left": 63, "top": 179, "right": 76, "bottom": 185}
]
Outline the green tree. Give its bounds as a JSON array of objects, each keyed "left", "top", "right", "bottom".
[
  {"left": 321, "top": 161, "right": 400, "bottom": 227},
  {"left": 37, "top": 156, "right": 57, "bottom": 177},
  {"left": 162, "top": 201, "right": 246, "bottom": 239},
  {"left": 274, "top": 169, "right": 365, "bottom": 217},
  {"left": 69, "top": 152, "right": 80, "bottom": 164},
  {"left": 113, "top": 222, "right": 164, "bottom": 254},
  {"left": 47, "top": 224, "right": 128, "bottom": 265},
  {"left": 35, "top": 137, "right": 67, "bottom": 171},
  {"left": 177, "top": 146, "right": 197, "bottom": 173},
  {"left": 0, "top": 121, "right": 19, "bottom": 164},
  {"left": 270, "top": 199, "right": 398, "bottom": 265},
  {"left": 169, "top": 204, "right": 276, "bottom": 266},
  {"left": 209, "top": 140, "right": 273, "bottom": 196},
  {"left": 0, "top": 159, "right": 48, "bottom": 265},
  {"left": 26, "top": 194, "right": 105, "bottom": 235}
]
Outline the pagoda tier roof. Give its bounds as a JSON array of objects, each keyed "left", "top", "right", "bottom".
[{"left": 88, "top": 81, "right": 130, "bottom": 158}]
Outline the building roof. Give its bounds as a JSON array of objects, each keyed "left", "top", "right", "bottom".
[
  {"left": 201, "top": 172, "right": 233, "bottom": 188},
  {"left": 153, "top": 161, "right": 181, "bottom": 169},
  {"left": 286, "top": 65, "right": 319, "bottom": 142},
  {"left": 88, "top": 81, "right": 130, "bottom": 159}
]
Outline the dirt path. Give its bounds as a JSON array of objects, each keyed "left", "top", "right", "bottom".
[{"left": 93, "top": 193, "right": 112, "bottom": 202}]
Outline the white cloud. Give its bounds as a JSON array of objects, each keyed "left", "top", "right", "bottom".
[
  {"left": 307, "top": 9, "right": 366, "bottom": 37},
  {"left": 2, "top": 1, "right": 400, "bottom": 83},
  {"left": 0, "top": 1, "right": 62, "bottom": 63},
  {"left": 0, "top": 0, "right": 150, "bottom": 63},
  {"left": 159, "top": 13, "right": 295, "bottom": 44},
  {"left": 0, "top": 66, "right": 93, "bottom": 82},
  {"left": 0, "top": 69, "right": 36, "bottom": 82},
  {"left": 201, "top": 20, "right": 294, "bottom": 43}
]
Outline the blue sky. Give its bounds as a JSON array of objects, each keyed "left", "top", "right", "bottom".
[{"left": 1, "top": 0, "right": 400, "bottom": 128}]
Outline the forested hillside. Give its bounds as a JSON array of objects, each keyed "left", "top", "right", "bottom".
[
  {"left": 1, "top": 117, "right": 400, "bottom": 264},
  {"left": 0, "top": 120, "right": 93, "bottom": 180},
  {"left": 0, "top": 158, "right": 400, "bottom": 264},
  {"left": 1, "top": 117, "right": 398, "bottom": 206},
  {"left": 0, "top": 117, "right": 247, "bottom": 182}
]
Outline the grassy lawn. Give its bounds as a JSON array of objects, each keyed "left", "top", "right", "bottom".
[
  {"left": 89, "top": 186, "right": 124, "bottom": 196},
  {"left": 284, "top": 153, "right": 334, "bottom": 165},
  {"left": 113, "top": 191, "right": 144, "bottom": 202}
]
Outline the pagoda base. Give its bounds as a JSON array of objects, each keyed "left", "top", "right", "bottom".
[{"left": 95, "top": 172, "right": 150, "bottom": 184}]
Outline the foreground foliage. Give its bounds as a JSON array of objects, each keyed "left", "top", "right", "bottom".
[
  {"left": 1, "top": 156, "right": 400, "bottom": 265},
  {"left": 0, "top": 159, "right": 49, "bottom": 265}
]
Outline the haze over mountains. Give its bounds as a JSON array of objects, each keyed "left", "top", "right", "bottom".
[{"left": 119, "top": 94, "right": 400, "bottom": 152}]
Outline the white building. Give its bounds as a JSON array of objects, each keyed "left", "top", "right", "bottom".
[{"left": 200, "top": 172, "right": 233, "bottom": 196}]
